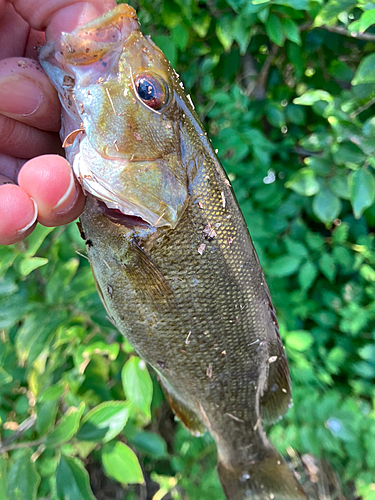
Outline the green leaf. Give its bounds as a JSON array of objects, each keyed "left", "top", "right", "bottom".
[
  {"left": 358, "top": 344, "right": 375, "bottom": 361},
  {"left": 314, "top": 0, "right": 357, "bottom": 27},
  {"left": 349, "top": 169, "right": 375, "bottom": 218},
  {"left": 332, "top": 223, "right": 349, "bottom": 244},
  {"left": 36, "top": 399, "right": 59, "bottom": 436},
  {"left": 0, "top": 367, "right": 12, "bottom": 386},
  {"left": 284, "top": 237, "right": 308, "bottom": 258},
  {"left": 273, "top": 0, "right": 308, "bottom": 8},
  {"left": 102, "top": 442, "right": 144, "bottom": 485},
  {"left": 285, "top": 168, "right": 320, "bottom": 196},
  {"left": 266, "top": 255, "right": 302, "bottom": 277},
  {"left": 161, "top": 0, "right": 181, "bottom": 29},
  {"left": 216, "top": 14, "right": 234, "bottom": 51},
  {"left": 0, "top": 275, "right": 18, "bottom": 296},
  {"left": 281, "top": 18, "right": 301, "bottom": 45},
  {"left": 130, "top": 431, "right": 168, "bottom": 459},
  {"left": 0, "top": 294, "right": 30, "bottom": 329},
  {"left": 0, "top": 246, "right": 17, "bottom": 279},
  {"left": 39, "top": 384, "right": 64, "bottom": 402},
  {"left": 294, "top": 90, "right": 333, "bottom": 106},
  {"left": 360, "top": 264, "right": 375, "bottom": 282},
  {"left": 286, "top": 331, "right": 314, "bottom": 351},
  {"left": 0, "top": 457, "right": 7, "bottom": 500},
  {"left": 266, "top": 103, "right": 285, "bottom": 128},
  {"left": 319, "top": 253, "right": 336, "bottom": 283},
  {"left": 265, "top": 14, "right": 284, "bottom": 46},
  {"left": 77, "top": 401, "right": 131, "bottom": 442},
  {"left": 8, "top": 451, "right": 40, "bottom": 500},
  {"left": 45, "top": 258, "right": 80, "bottom": 305},
  {"left": 121, "top": 357, "right": 153, "bottom": 419},
  {"left": 56, "top": 456, "right": 96, "bottom": 500},
  {"left": 19, "top": 257, "right": 49, "bottom": 276},
  {"left": 333, "top": 142, "right": 366, "bottom": 166},
  {"left": 24, "top": 225, "right": 55, "bottom": 258},
  {"left": 45, "top": 403, "right": 85, "bottom": 447},
  {"left": 171, "top": 24, "right": 189, "bottom": 51},
  {"left": 349, "top": 9, "right": 375, "bottom": 34},
  {"left": 154, "top": 36, "right": 177, "bottom": 68},
  {"left": 312, "top": 189, "right": 341, "bottom": 224},
  {"left": 191, "top": 11, "right": 211, "bottom": 38},
  {"left": 298, "top": 261, "right": 318, "bottom": 291},
  {"left": 15, "top": 310, "right": 67, "bottom": 365},
  {"left": 329, "top": 174, "right": 350, "bottom": 200},
  {"left": 233, "top": 13, "right": 255, "bottom": 54},
  {"left": 352, "top": 54, "right": 375, "bottom": 85},
  {"left": 353, "top": 361, "right": 375, "bottom": 379}
]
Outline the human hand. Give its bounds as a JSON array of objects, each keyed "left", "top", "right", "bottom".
[{"left": 0, "top": 0, "right": 116, "bottom": 245}]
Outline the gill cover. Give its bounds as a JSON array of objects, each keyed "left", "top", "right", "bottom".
[{"left": 39, "top": 5, "right": 188, "bottom": 228}]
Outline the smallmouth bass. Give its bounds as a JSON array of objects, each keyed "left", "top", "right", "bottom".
[{"left": 39, "top": 6, "right": 307, "bottom": 499}]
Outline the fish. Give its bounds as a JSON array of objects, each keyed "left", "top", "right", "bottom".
[{"left": 39, "top": 5, "right": 307, "bottom": 500}]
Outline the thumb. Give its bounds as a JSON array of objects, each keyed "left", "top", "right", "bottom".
[{"left": 9, "top": 0, "right": 116, "bottom": 39}]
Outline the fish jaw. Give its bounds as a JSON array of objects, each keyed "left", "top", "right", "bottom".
[
  {"left": 39, "top": 4, "right": 188, "bottom": 229},
  {"left": 38, "top": 4, "right": 139, "bottom": 130}
]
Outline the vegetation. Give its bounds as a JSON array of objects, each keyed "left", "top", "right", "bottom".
[{"left": 1, "top": 0, "right": 375, "bottom": 498}]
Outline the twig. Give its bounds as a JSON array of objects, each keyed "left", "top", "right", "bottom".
[
  {"left": 0, "top": 414, "right": 36, "bottom": 453},
  {"left": 250, "top": 44, "right": 279, "bottom": 100},
  {"left": 0, "top": 439, "right": 45, "bottom": 454},
  {"left": 317, "top": 24, "right": 375, "bottom": 42},
  {"left": 350, "top": 95, "right": 375, "bottom": 119},
  {"left": 299, "top": 21, "right": 375, "bottom": 42}
]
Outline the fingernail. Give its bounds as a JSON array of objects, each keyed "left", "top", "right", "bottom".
[
  {"left": 0, "top": 76, "right": 44, "bottom": 117},
  {"left": 17, "top": 198, "right": 38, "bottom": 234},
  {"left": 52, "top": 170, "right": 77, "bottom": 213}
]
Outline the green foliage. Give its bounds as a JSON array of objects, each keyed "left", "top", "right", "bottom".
[
  {"left": 1, "top": 0, "right": 375, "bottom": 498},
  {"left": 102, "top": 442, "right": 144, "bottom": 485},
  {"left": 56, "top": 456, "right": 96, "bottom": 500}
]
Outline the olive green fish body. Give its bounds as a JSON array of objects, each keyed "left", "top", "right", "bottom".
[{"left": 39, "top": 6, "right": 306, "bottom": 499}]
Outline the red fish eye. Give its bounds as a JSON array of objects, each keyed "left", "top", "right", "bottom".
[{"left": 134, "top": 74, "right": 168, "bottom": 110}]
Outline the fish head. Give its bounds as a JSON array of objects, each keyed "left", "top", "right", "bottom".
[{"left": 39, "top": 4, "right": 188, "bottom": 229}]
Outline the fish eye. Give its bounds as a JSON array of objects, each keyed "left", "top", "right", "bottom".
[{"left": 134, "top": 74, "right": 168, "bottom": 110}]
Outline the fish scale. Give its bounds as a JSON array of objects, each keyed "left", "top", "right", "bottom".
[{"left": 39, "top": 4, "right": 307, "bottom": 499}]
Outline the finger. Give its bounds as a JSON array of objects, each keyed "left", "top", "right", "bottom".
[
  {"left": 18, "top": 155, "right": 86, "bottom": 227},
  {"left": 0, "top": 2, "right": 29, "bottom": 58},
  {"left": 0, "top": 58, "right": 61, "bottom": 131},
  {"left": 0, "top": 153, "right": 25, "bottom": 182},
  {"left": 0, "top": 114, "right": 62, "bottom": 158},
  {"left": 0, "top": 182, "right": 37, "bottom": 245},
  {"left": 24, "top": 28, "right": 45, "bottom": 59},
  {"left": 10, "top": 0, "right": 116, "bottom": 39}
]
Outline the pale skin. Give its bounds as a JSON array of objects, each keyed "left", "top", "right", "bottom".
[{"left": 0, "top": 0, "right": 117, "bottom": 245}]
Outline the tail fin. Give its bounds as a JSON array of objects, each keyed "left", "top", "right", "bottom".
[{"left": 218, "top": 447, "right": 307, "bottom": 500}]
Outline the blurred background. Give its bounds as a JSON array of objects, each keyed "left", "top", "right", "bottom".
[{"left": 0, "top": 0, "right": 375, "bottom": 498}]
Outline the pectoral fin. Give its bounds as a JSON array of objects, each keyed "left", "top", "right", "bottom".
[
  {"left": 159, "top": 380, "right": 205, "bottom": 437},
  {"left": 123, "top": 241, "right": 175, "bottom": 308}
]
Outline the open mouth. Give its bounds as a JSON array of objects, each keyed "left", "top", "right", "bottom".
[{"left": 97, "top": 200, "right": 152, "bottom": 229}]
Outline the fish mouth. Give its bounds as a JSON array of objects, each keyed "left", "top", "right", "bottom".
[
  {"left": 59, "top": 5, "right": 139, "bottom": 66},
  {"left": 97, "top": 200, "right": 152, "bottom": 229}
]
